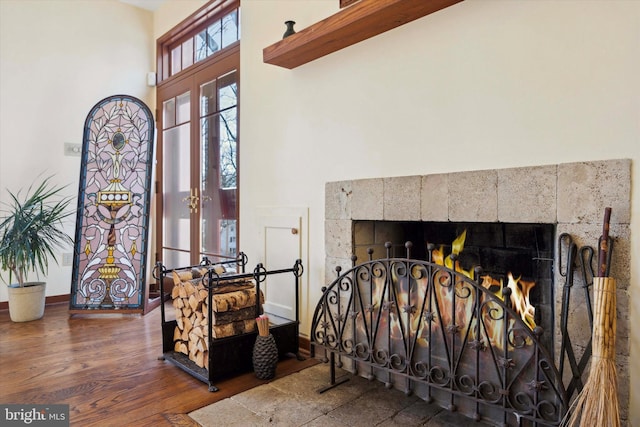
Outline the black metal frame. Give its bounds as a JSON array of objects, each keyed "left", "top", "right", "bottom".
[
  {"left": 155, "top": 253, "right": 304, "bottom": 391},
  {"left": 311, "top": 242, "right": 568, "bottom": 426}
]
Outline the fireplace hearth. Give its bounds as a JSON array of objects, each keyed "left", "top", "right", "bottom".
[{"left": 324, "top": 159, "right": 631, "bottom": 423}]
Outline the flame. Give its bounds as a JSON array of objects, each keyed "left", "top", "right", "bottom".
[
  {"left": 429, "top": 231, "right": 537, "bottom": 351},
  {"left": 351, "top": 232, "right": 539, "bottom": 361},
  {"left": 507, "top": 273, "right": 536, "bottom": 330},
  {"left": 451, "top": 229, "right": 467, "bottom": 256}
]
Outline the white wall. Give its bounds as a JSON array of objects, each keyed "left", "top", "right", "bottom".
[
  {"left": 0, "top": 0, "right": 154, "bottom": 299},
  {"left": 238, "top": 0, "right": 639, "bottom": 422}
]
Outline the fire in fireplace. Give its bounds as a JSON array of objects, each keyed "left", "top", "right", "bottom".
[{"left": 353, "top": 220, "right": 555, "bottom": 355}]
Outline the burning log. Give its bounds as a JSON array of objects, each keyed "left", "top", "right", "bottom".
[{"left": 431, "top": 231, "right": 538, "bottom": 352}]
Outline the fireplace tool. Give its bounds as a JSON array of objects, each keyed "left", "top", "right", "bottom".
[
  {"left": 558, "top": 233, "right": 581, "bottom": 394},
  {"left": 563, "top": 207, "right": 620, "bottom": 427},
  {"left": 558, "top": 234, "right": 615, "bottom": 396}
]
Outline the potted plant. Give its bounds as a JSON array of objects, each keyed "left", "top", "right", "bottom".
[{"left": 0, "top": 176, "right": 74, "bottom": 322}]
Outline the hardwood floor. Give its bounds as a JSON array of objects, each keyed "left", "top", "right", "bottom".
[{"left": 0, "top": 302, "right": 317, "bottom": 426}]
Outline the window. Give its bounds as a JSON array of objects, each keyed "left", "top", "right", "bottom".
[{"left": 157, "top": 0, "right": 239, "bottom": 84}]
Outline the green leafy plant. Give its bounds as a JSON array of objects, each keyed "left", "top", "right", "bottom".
[{"left": 0, "top": 176, "right": 74, "bottom": 286}]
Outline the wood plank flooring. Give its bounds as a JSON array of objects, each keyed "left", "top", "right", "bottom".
[{"left": 0, "top": 302, "right": 317, "bottom": 426}]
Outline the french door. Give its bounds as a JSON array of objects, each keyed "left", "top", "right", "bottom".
[{"left": 157, "top": 48, "right": 239, "bottom": 268}]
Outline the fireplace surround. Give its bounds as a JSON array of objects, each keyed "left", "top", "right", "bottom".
[{"left": 324, "top": 159, "right": 631, "bottom": 423}]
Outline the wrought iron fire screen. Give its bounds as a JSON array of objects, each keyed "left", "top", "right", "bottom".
[{"left": 311, "top": 242, "right": 567, "bottom": 426}]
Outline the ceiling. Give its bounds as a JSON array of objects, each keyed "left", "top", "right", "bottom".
[{"left": 119, "top": 0, "right": 167, "bottom": 11}]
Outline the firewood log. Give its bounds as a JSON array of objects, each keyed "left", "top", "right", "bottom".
[
  {"left": 172, "top": 297, "right": 184, "bottom": 309},
  {"left": 184, "top": 280, "right": 196, "bottom": 297},
  {"left": 195, "top": 350, "right": 205, "bottom": 368},
  {"left": 178, "top": 286, "right": 187, "bottom": 299},
  {"left": 171, "top": 284, "right": 181, "bottom": 299},
  {"left": 188, "top": 294, "right": 200, "bottom": 312}
]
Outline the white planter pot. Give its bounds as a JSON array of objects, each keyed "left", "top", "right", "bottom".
[{"left": 7, "top": 282, "right": 46, "bottom": 322}]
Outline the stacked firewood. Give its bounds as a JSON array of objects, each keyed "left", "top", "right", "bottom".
[{"left": 170, "top": 267, "right": 263, "bottom": 369}]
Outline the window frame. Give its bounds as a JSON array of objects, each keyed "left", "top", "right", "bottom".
[{"left": 156, "top": 0, "right": 239, "bottom": 85}]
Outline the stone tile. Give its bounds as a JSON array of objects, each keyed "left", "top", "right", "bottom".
[
  {"left": 251, "top": 400, "right": 324, "bottom": 426},
  {"left": 616, "top": 353, "right": 630, "bottom": 423},
  {"left": 386, "top": 399, "right": 445, "bottom": 426},
  {"left": 497, "top": 165, "right": 557, "bottom": 223},
  {"left": 189, "top": 397, "right": 270, "bottom": 427},
  {"left": 448, "top": 169, "right": 498, "bottom": 222},
  {"left": 325, "top": 219, "right": 352, "bottom": 259},
  {"left": 608, "top": 223, "right": 632, "bottom": 285},
  {"left": 326, "top": 386, "right": 406, "bottom": 426},
  {"left": 325, "top": 256, "right": 354, "bottom": 287},
  {"left": 423, "top": 409, "right": 493, "bottom": 426},
  {"left": 230, "top": 383, "right": 292, "bottom": 414},
  {"left": 230, "top": 384, "right": 326, "bottom": 426},
  {"left": 352, "top": 178, "right": 383, "bottom": 220},
  {"left": 557, "top": 159, "right": 631, "bottom": 224},
  {"left": 421, "top": 173, "right": 449, "bottom": 222},
  {"left": 326, "top": 181, "right": 352, "bottom": 220},
  {"left": 616, "top": 287, "right": 630, "bottom": 357},
  {"left": 266, "top": 372, "right": 371, "bottom": 425},
  {"left": 302, "top": 414, "right": 351, "bottom": 426},
  {"left": 384, "top": 176, "right": 422, "bottom": 221},
  {"left": 268, "top": 364, "right": 375, "bottom": 414}
]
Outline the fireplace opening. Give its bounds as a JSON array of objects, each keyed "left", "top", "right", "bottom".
[{"left": 353, "top": 220, "right": 556, "bottom": 356}]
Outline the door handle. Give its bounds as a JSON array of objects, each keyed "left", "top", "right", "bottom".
[{"left": 181, "top": 188, "right": 199, "bottom": 213}]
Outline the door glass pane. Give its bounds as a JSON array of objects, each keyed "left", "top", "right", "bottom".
[
  {"left": 219, "top": 106, "right": 237, "bottom": 189},
  {"left": 163, "top": 99, "right": 175, "bottom": 128},
  {"left": 218, "top": 71, "right": 237, "bottom": 110},
  {"left": 200, "top": 80, "right": 216, "bottom": 117},
  {"left": 162, "top": 91, "right": 191, "bottom": 268},
  {"left": 200, "top": 72, "right": 237, "bottom": 258},
  {"left": 200, "top": 113, "right": 219, "bottom": 256},
  {"left": 176, "top": 92, "right": 190, "bottom": 124}
]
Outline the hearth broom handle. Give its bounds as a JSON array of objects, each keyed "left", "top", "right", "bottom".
[
  {"left": 598, "top": 207, "right": 612, "bottom": 277},
  {"left": 562, "top": 207, "right": 620, "bottom": 427}
]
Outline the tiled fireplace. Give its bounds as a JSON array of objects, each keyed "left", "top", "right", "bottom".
[{"left": 324, "top": 159, "right": 631, "bottom": 423}]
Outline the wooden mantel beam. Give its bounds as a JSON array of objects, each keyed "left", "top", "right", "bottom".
[{"left": 263, "top": 0, "right": 464, "bottom": 69}]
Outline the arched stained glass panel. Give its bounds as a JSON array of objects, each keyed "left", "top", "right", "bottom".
[{"left": 70, "top": 95, "right": 155, "bottom": 312}]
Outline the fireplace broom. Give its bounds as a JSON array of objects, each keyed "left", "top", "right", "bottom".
[{"left": 563, "top": 207, "right": 620, "bottom": 427}]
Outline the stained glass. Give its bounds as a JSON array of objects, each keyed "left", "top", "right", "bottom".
[{"left": 70, "top": 95, "right": 155, "bottom": 311}]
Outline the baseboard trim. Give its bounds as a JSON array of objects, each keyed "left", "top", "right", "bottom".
[
  {"left": 0, "top": 294, "right": 69, "bottom": 311},
  {"left": 298, "top": 335, "right": 311, "bottom": 357}
]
